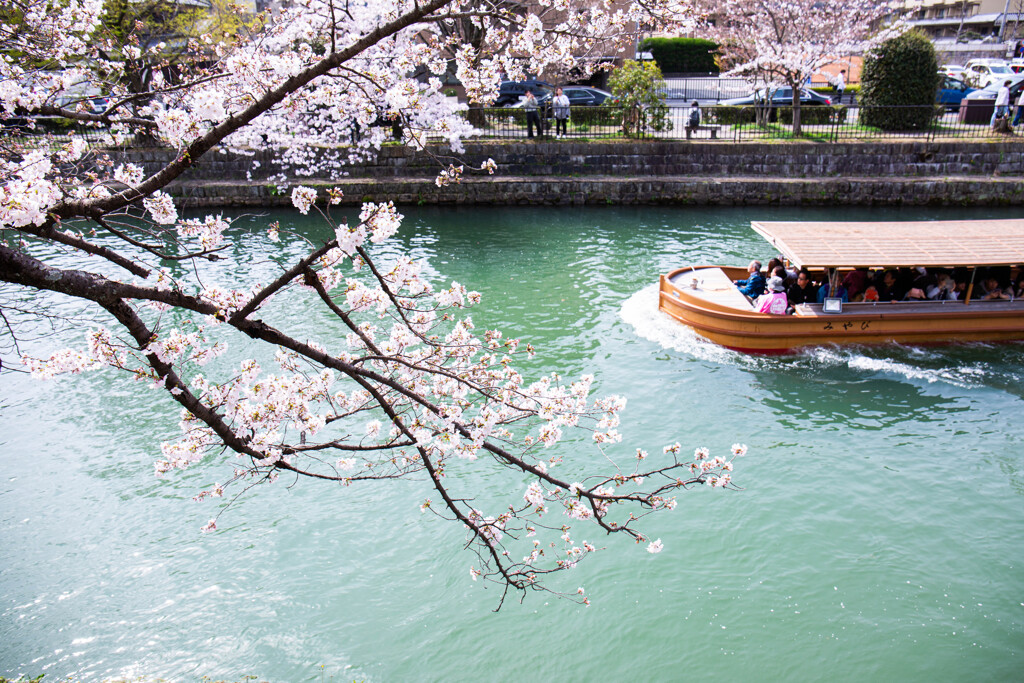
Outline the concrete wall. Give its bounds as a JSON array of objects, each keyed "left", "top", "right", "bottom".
[{"left": 121, "top": 140, "right": 1024, "bottom": 207}]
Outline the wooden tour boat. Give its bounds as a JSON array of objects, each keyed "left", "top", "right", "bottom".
[{"left": 658, "top": 219, "right": 1024, "bottom": 353}]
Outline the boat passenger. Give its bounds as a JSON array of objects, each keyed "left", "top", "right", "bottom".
[
  {"left": 905, "top": 267, "right": 935, "bottom": 300},
  {"left": 757, "top": 276, "right": 789, "bottom": 315},
  {"left": 981, "top": 276, "right": 1011, "bottom": 300},
  {"left": 894, "top": 268, "right": 917, "bottom": 300},
  {"left": 787, "top": 268, "right": 816, "bottom": 306},
  {"left": 734, "top": 260, "right": 766, "bottom": 298},
  {"left": 817, "top": 268, "right": 849, "bottom": 304},
  {"left": 952, "top": 270, "right": 970, "bottom": 300},
  {"left": 875, "top": 269, "right": 901, "bottom": 301},
  {"left": 927, "top": 272, "right": 958, "bottom": 300},
  {"left": 1013, "top": 271, "right": 1024, "bottom": 298},
  {"left": 842, "top": 268, "right": 870, "bottom": 301}
]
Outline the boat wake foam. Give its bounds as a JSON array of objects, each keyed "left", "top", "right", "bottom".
[
  {"left": 620, "top": 284, "right": 1011, "bottom": 390},
  {"left": 801, "top": 347, "right": 990, "bottom": 388},
  {"left": 618, "top": 284, "right": 755, "bottom": 365}
]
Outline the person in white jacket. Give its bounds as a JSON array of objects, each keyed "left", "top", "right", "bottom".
[
  {"left": 991, "top": 80, "right": 1012, "bottom": 126},
  {"left": 1013, "top": 88, "right": 1024, "bottom": 126},
  {"left": 834, "top": 69, "right": 846, "bottom": 104},
  {"left": 552, "top": 87, "right": 570, "bottom": 138}
]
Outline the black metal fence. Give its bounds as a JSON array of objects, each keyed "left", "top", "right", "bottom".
[
  {"left": 660, "top": 74, "right": 752, "bottom": 101},
  {"left": 3, "top": 104, "right": 1013, "bottom": 151},
  {"left": 467, "top": 103, "right": 1011, "bottom": 143},
  {"left": 2, "top": 117, "right": 115, "bottom": 151}
]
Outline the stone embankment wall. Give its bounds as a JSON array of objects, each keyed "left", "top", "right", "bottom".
[{"left": 128, "top": 140, "right": 1024, "bottom": 206}]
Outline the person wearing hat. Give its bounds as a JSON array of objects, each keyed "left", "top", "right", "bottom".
[{"left": 757, "top": 276, "right": 789, "bottom": 315}]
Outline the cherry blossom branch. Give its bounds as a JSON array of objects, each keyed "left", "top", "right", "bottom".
[
  {"left": 17, "top": 221, "right": 151, "bottom": 279},
  {"left": 51, "top": 0, "right": 458, "bottom": 221}
]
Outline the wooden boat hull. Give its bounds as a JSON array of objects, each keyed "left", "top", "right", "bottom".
[{"left": 659, "top": 266, "right": 1024, "bottom": 353}]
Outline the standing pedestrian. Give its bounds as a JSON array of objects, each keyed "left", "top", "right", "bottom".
[
  {"left": 834, "top": 69, "right": 846, "bottom": 104},
  {"left": 686, "top": 101, "right": 701, "bottom": 131},
  {"left": 552, "top": 87, "right": 570, "bottom": 138},
  {"left": 991, "top": 80, "right": 1012, "bottom": 127},
  {"left": 523, "top": 90, "right": 541, "bottom": 139},
  {"left": 1013, "top": 87, "right": 1024, "bottom": 126}
]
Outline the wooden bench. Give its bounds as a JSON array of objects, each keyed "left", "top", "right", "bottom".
[{"left": 685, "top": 124, "right": 720, "bottom": 140}]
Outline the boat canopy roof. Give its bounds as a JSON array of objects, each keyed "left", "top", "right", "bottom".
[{"left": 750, "top": 219, "right": 1024, "bottom": 270}]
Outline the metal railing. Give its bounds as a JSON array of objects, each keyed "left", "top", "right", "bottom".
[
  {"left": 2, "top": 104, "right": 1014, "bottom": 152},
  {"left": 2, "top": 117, "right": 116, "bottom": 151},
  {"left": 464, "top": 104, "right": 1013, "bottom": 143},
  {"left": 659, "top": 74, "right": 752, "bottom": 102}
]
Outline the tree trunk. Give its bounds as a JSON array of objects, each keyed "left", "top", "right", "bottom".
[
  {"left": 791, "top": 87, "right": 802, "bottom": 137},
  {"left": 467, "top": 107, "right": 486, "bottom": 128}
]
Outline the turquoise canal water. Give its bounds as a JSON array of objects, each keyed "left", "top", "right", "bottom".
[{"left": 2, "top": 205, "right": 1023, "bottom": 682}]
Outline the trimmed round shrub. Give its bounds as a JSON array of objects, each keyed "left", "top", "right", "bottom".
[{"left": 859, "top": 30, "right": 941, "bottom": 131}]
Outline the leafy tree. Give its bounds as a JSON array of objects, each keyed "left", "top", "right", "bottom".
[
  {"left": 607, "top": 59, "right": 669, "bottom": 136},
  {"left": 859, "top": 31, "right": 942, "bottom": 131},
  {"left": 0, "top": 0, "right": 741, "bottom": 607}
]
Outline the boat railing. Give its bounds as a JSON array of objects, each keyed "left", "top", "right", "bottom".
[{"left": 799, "top": 297, "right": 1023, "bottom": 315}]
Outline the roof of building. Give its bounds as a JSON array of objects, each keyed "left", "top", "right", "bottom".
[{"left": 750, "top": 220, "right": 1024, "bottom": 269}]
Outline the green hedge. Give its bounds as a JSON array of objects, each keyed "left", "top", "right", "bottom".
[
  {"left": 811, "top": 84, "right": 860, "bottom": 97},
  {"left": 482, "top": 106, "right": 619, "bottom": 128},
  {"left": 707, "top": 105, "right": 848, "bottom": 126},
  {"left": 570, "top": 106, "right": 619, "bottom": 126},
  {"left": 640, "top": 37, "right": 719, "bottom": 74}
]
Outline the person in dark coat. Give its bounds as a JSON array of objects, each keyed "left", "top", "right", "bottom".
[{"left": 787, "top": 268, "right": 817, "bottom": 306}]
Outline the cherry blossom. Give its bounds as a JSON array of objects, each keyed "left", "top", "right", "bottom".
[
  {"left": 0, "top": 0, "right": 744, "bottom": 607},
  {"left": 684, "top": 0, "right": 903, "bottom": 134}
]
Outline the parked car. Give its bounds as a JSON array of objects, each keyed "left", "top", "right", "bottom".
[
  {"left": 561, "top": 86, "right": 613, "bottom": 106},
  {"left": 1010, "top": 59, "right": 1024, "bottom": 73},
  {"left": 963, "top": 59, "right": 1014, "bottom": 88},
  {"left": 509, "top": 86, "right": 613, "bottom": 113},
  {"left": 492, "top": 79, "right": 553, "bottom": 107},
  {"left": 941, "top": 64, "right": 966, "bottom": 78},
  {"left": 721, "top": 86, "right": 832, "bottom": 107},
  {"left": 936, "top": 74, "right": 976, "bottom": 111},
  {"left": 964, "top": 73, "right": 1024, "bottom": 101},
  {"left": 89, "top": 96, "right": 111, "bottom": 115}
]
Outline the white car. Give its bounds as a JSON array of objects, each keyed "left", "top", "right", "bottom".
[
  {"left": 940, "top": 64, "right": 965, "bottom": 78},
  {"left": 963, "top": 59, "right": 1014, "bottom": 89}
]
